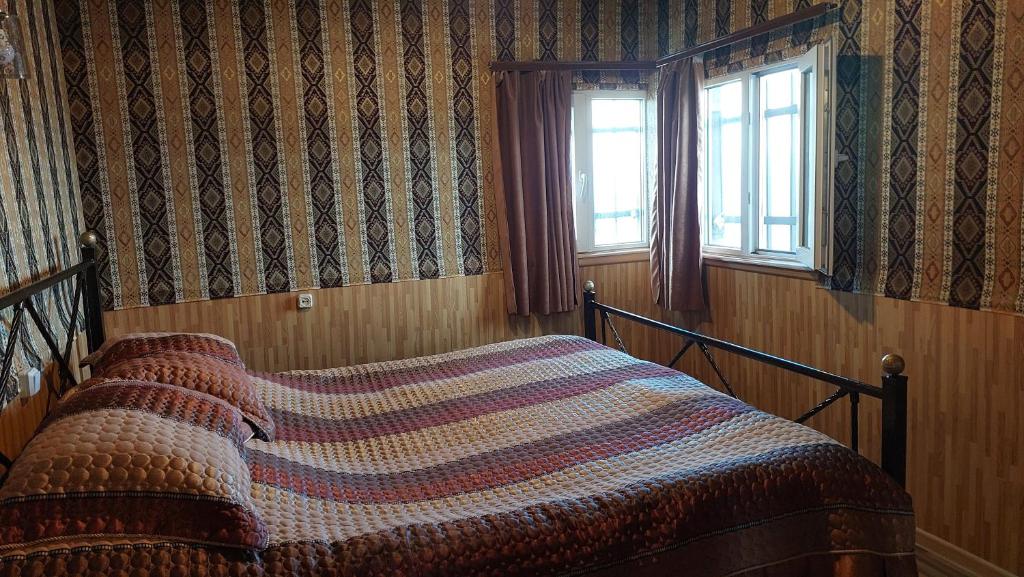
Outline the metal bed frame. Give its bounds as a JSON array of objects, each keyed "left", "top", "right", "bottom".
[
  {"left": 0, "top": 235, "right": 907, "bottom": 489},
  {"left": 582, "top": 280, "right": 908, "bottom": 487},
  {"left": 0, "top": 232, "right": 105, "bottom": 475}
]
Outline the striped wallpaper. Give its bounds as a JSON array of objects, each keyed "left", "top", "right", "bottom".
[
  {"left": 835, "top": 0, "right": 1020, "bottom": 313},
  {"left": 39, "top": 0, "right": 1024, "bottom": 316},
  {"left": 0, "top": 0, "right": 83, "bottom": 407},
  {"left": 666, "top": 0, "right": 1024, "bottom": 314},
  {"left": 53, "top": 0, "right": 658, "bottom": 311}
]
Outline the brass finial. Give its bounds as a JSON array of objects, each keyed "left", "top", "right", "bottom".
[
  {"left": 583, "top": 280, "right": 595, "bottom": 293},
  {"left": 79, "top": 230, "right": 98, "bottom": 248},
  {"left": 881, "top": 354, "right": 905, "bottom": 376}
]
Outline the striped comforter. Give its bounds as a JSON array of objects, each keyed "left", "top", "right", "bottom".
[
  {"left": 0, "top": 335, "right": 916, "bottom": 577},
  {"left": 242, "top": 335, "right": 916, "bottom": 576}
]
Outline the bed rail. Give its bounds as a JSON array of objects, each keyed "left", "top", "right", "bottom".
[
  {"left": 582, "top": 280, "right": 908, "bottom": 487},
  {"left": 0, "top": 232, "right": 106, "bottom": 478}
]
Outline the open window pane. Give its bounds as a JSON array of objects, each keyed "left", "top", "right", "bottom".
[
  {"left": 800, "top": 66, "right": 816, "bottom": 252},
  {"left": 699, "top": 43, "right": 831, "bottom": 271},
  {"left": 705, "top": 80, "right": 743, "bottom": 249},
  {"left": 590, "top": 99, "right": 644, "bottom": 247},
  {"left": 757, "top": 68, "right": 801, "bottom": 253}
]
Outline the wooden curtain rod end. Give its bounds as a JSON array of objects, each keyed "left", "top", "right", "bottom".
[
  {"left": 584, "top": 280, "right": 596, "bottom": 293},
  {"left": 881, "top": 354, "right": 905, "bottom": 377},
  {"left": 79, "top": 231, "right": 98, "bottom": 249}
]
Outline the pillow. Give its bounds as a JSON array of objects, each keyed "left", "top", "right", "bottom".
[
  {"left": 85, "top": 352, "right": 275, "bottom": 442},
  {"left": 80, "top": 332, "right": 243, "bottom": 373},
  {"left": 0, "top": 380, "right": 268, "bottom": 555}
]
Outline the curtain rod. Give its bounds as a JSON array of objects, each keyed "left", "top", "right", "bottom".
[
  {"left": 656, "top": 2, "right": 834, "bottom": 66},
  {"left": 489, "top": 60, "right": 656, "bottom": 72},
  {"left": 488, "top": 3, "right": 833, "bottom": 73}
]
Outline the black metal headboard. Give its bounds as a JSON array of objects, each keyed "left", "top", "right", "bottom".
[
  {"left": 0, "top": 231, "right": 106, "bottom": 395},
  {"left": 0, "top": 231, "right": 106, "bottom": 471}
]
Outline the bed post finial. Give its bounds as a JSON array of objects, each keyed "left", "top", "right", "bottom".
[
  {"left": 881, "top": 353, "right": 905, "bottom": 376},
  {"left": 80, "top": 230, "right": 98, "bottom": 248},
  {"left": 880, "top": 353, "right": 907, "bottom": 487},
  {"left": 583, "top": 281, "right": 597, "bottom": 342},
  {"left": 79, "top": 230, "right": 105, "bottom": 353}
]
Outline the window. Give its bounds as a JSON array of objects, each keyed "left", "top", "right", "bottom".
[
  {"left": 572, "top": 91, "right": 649, "bottom": 253},
  {"left": 702, "top": 43, "right": 834, "bottom": 271}
]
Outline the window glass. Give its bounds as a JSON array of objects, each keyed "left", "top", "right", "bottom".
[
  {"left": 591, "top": 99, "right": 645, "bottom": 247},
  {"left": 705, "top": 80, "right": 743, "bottom": 249},
  {"left": 572, "top": 92, "right": 648, "bottom": 252},
  {"left": 757, "top": 67, "right": 801, "bottom": 253}
]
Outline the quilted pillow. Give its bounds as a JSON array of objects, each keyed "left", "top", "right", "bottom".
[
  {"left": 0, "top": 380, "right": 268, "bottom": 555},
  {"left": 85, "top": 352, "right": 275, "bottom": 442},
  {"left": 80, "top": 332, "right": 243, "bottom": 373}
]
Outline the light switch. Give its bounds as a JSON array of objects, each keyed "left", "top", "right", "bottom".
[{"left": 18, "top": 367, "right": 40, "bottom": 399}]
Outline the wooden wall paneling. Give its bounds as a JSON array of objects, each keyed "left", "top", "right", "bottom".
[
  {"left": 101, "top": 261, "right": 665, "bottom": 373},
  {"left": 103, "top": 273, "right": 571, "bottom": 372},
  {"left": 0, "top": 388, "right": 51, "bottom": 461}
]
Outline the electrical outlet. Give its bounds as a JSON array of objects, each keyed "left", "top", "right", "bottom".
[
  {"left": 297, "top": 293, "right": 314, "bottom": 310},
  {"left": 18, "top": 367, "right": 40, "bottom": 399}
]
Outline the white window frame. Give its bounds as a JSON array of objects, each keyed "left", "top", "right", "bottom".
[
  {"left": 572, "top": 90, "right": 650, "bottom": 254},
  {"left": 700, "top": 41, "right": 835, "bottom": 273}
]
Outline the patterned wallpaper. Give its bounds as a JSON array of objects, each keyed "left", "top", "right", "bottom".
[
  {"left": 53, "top": 0, "right": 659, "bottom": 311},
  {"left": 666, "top": 0, "right": 1023, "bottom": 314},
  {"left": 49, "top": 0, "right": 1024, "bottom": 316},
  {"left": 0, "top": 0, "right": 83, "bottom": 406},
  {"left": 825, "top": 0, "right": 1018, "bottom": 312}
]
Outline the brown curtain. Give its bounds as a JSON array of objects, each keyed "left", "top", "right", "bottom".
[
  {"left": 651, "top": 57, "right": 706, "bottom": 312},
  {"left": 494, "top": 70, "right": 579, "bottom": 316}
]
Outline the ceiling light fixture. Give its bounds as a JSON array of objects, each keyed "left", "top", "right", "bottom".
[{"left": 0, "top": 9, "right": 27, "bottom": 80}]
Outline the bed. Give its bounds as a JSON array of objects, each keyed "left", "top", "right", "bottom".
[{"left": 0, "top": 233, "right": 917, "bottom": 576}]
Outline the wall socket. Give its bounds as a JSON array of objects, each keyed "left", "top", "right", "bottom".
[
  {"left": 18, "top": 368, "right": 41, "bottom": 399},
  {"left": 297, "top": 293, "right": 314, "bottom": 310}
]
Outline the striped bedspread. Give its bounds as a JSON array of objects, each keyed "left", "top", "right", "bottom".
[
  {"left": 243, "top": 335, "right": 916, "bottom": 577},
  {"left": 0, "top": 335, "right": 915, "bottom": 577}
]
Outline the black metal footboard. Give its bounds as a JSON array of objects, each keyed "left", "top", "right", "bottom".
[{"left": 582, "top": 280, "right": 908, "bottom": 487}]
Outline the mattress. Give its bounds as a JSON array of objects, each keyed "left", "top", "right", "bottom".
[{"left": 0, "top": 335, "right": 916, "bottom": 576}]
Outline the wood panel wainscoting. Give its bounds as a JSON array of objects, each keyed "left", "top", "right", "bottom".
[
  {"left": 0, "top": 388, "right": 51, "bottom": 462},
  {"left": 100, "top": 263, "right": 666, "bottom": 373},
  {"left": 103, "top": 272, "right": 570, "bottom": 372},
  {"left": 86, "top": 260, "right": 1024, "bottom": 575}
]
